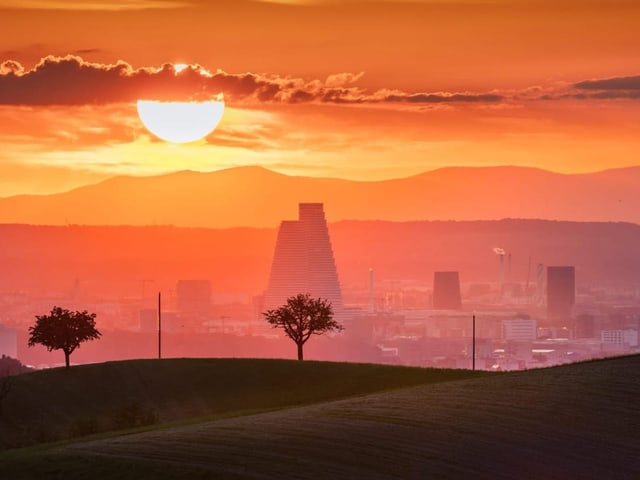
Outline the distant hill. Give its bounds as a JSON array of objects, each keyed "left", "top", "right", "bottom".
[
  {"left": 1, "top": 165, "right": 640, "bottom": 227},
  {"left": 1, "top": 355, "right": 638, "bottom": 479}
]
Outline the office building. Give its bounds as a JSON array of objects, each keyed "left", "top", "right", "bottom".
[
  {"left": 433, "top": 271, "right": 462, "bottom": 310},
  {"left": 264, "top": 203, "right": 343, "bottom": 312},
  {"left": 547, "top": 266, "right": 575, "bottom": 319}
]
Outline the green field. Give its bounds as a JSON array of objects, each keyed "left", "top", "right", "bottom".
[
  {"left": 1, "top": 356, "right": 639, "bottom": 479},
  {"left": 0, "top": 358, "right": 481, "bottom": 450}
]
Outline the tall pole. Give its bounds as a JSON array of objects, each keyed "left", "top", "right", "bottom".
[
  {"left": 158, "top": 291, "right": 162, "bottom": 360},
  {"left": 472, "top": 314, "right": 476, "bottom": 371}
]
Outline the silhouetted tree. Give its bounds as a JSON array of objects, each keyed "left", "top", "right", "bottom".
[
  {"left": 28, "top": 307, "right": 101, "bottom": 368},
  {"left": 263, "top": 293, "right": 343, "bottom": 361}
]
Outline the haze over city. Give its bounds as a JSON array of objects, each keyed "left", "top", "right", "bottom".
[{"left": 0, "top": 1, "right": 639, "bottom": 478}]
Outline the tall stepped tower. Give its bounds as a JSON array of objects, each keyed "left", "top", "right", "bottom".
[{"left": 264, "top": 203, "right": 343, "bottom": 312}]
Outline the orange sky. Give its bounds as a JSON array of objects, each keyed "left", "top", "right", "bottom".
[{"left": 1, "top": 0, "right": 640, "bottom": 196}]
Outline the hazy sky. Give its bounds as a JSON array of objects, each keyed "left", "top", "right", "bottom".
[{"left": 1, "top": 0, "right": 639, "bottom": 195}]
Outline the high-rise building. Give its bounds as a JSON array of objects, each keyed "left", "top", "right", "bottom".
[
  {"left": 547, "top": 266, "right": 575, "bottom": 319},
  {"left": 264, "top": 203, "right": 343, "bottom": 312},
  {"left": 432, "top": 271, "right": 462, "bottom": 310}
]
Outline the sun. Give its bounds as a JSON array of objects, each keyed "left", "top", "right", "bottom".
[{"left": 136, "top": 100, "right": 225, "bottom": 144}]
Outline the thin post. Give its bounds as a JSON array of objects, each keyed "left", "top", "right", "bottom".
[
  {"left": 158, "top": 291, "right": 162, "bottom": 360},
  {"left": 472, "top": 314, "right": 476, "bottom": 371}
]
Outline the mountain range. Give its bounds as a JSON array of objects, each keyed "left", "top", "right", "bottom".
[{"left": 1, "top": 165, "right": 639, "bottom": 227}]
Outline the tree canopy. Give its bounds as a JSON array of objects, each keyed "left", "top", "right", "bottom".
[
  {"left": 263, "top": 293, "right": 343, "bottom": 360},
  {"left": 28, "top": 306, "right": 101, "bottom": 368}
]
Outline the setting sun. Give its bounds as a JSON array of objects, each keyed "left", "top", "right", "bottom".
[{"left": 136, "top": 100, "right": 225, "bottom": 144}]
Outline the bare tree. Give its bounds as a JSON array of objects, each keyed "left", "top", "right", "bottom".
[
  {"left": 28, "top": 306, "right": 101, "bottom": 368},
  {"left": 263, "top": 293, "right": 343, "bottom": 361}
]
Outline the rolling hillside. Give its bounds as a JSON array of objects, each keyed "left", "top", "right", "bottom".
[
  {"left": 1, "top": 165, "right": 640, "bottom": 227},
  {"left": 1, "top": 356, "right": 638, "bottom": 479},
  {"left": 0, "top": 358, "right": 480, "bottom": 450}
]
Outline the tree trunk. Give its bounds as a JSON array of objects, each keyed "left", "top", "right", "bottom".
[
  {"left": 64, "top": 350, "right": 70, "bottom": 369},
  {"left": 297, "top": 342, "right": 304, "bottom": 361}
]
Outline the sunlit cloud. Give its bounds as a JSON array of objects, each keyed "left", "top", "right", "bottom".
[
  {"left": 4, "top": 55, "right": 639, "bottom": 111},
  {"left": 0, "top": 55, "right": 505, "bottom": 107},
  {"left": 0, "top": 104, "right": 141, "bottom": 150}
]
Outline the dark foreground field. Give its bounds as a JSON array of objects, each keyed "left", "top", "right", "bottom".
[
  {"left": 1, "top": 356, "right": 639, "bottom": 479},
  {"left": 0, "top": 358, "right": 477, "bottom": 449}
]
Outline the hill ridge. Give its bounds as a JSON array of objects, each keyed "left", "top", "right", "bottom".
[
  {"left": 1, "top": 355, "right": 638, "bottom": 479},
  {"left": 1, "top": 164, "right": 640, "bottom": 227},
  {"left": 0, "top": 357, "right": 482, "bottom": 450}
]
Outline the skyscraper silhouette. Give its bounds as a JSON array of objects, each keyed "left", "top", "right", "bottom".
[
  {"left": 264, "top": 203, "right": 343, "bottom": 312},
  {"left": 432, "top": 271, "right": 462, "bottom": 310},
  {"left": 547, "top": 266, "right": 575, "bottom": 319}
]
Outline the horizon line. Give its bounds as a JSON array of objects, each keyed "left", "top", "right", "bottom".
[{"left": 3, "top": 163, "right": 640, "bottom": 200}]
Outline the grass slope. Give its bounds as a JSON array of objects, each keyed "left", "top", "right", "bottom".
[
  {"left": 0, "top": 358, "right": 480, "bottom": 450},
  {"left": 2, "top": 355, "right": 639, "bottom": 479}
]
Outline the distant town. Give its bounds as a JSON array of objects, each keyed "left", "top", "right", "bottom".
[{"left": 1, "top": 203, "right": 638, "bottom": 370}]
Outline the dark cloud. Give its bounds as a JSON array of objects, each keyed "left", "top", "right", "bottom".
[
  {"left": 6, "top": 57, "right": 640, "bottom": 107},
  {"left": 0, "top": 56, "right": 254, "bottom": 105},
  {"left": 574, "top": 75, "right": 640, "bottom": 90},
  {"left": 561, "top": 74, "right": 640, "bottom": 100},
  {"left": 385, "top": 93, "right": 503, "bottom": 103},
  {"left": 515, "top": 74, "right": 640, "bottom": 101},
  {"left": 289, "top": 89, "right": 316, "bottom": 103},
  {"left": 0, "top": 55, "right": 506, "bottom": 107}
]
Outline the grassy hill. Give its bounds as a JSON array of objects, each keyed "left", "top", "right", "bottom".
[
  {"left": 1, "top": 355, "right": 639, "bottom": 479},
  {"left": 0, "top": 358, "right": 481, "bottom": 450}
]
